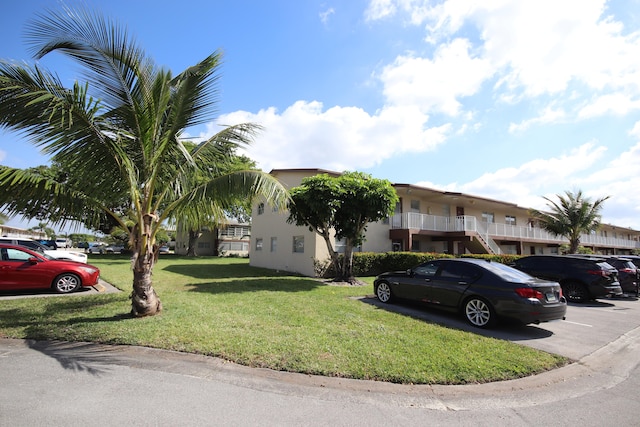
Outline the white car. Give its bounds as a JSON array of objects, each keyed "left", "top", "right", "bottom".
[
  {"left": 0, "top": 238, "right": 88, "bottom": 263},
  {"left": 55, "top": 238, "right": 72, "bottom": 248}
]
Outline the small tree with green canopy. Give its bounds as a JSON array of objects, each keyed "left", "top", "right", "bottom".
[
  {"left": 287, "top": 172, "right": 399, "bottom": 283},
  {"left": 529, "top": 190, "right": 609, "bottom": 254},
  {"left": 0, "top": 5, "right": 288, "bottom": 316}
]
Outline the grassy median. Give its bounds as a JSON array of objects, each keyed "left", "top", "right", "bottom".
[{"left": 0, "top": 256, "right": 568, "bottom": 384}]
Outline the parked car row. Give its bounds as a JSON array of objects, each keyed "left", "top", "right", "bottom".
[
  {"left": 374, "top": 254, "right": 639, "bottom": 329},
  {"left": 512, "top": 255, "right": 625, "bottom": 302},
  {"left": 0, "top": 238, "right": 88, "bottom": 263},
  {"left": 0, "top": 243, "right": 100, "bottom": 294}
]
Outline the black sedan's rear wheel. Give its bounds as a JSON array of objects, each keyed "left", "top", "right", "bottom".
[
  {"left": 464, "top": 297, "right": 495, "bottom": 328},
  {"left": 562, "top": 281, "right": 589, "bottom": 303},
  {"left": 52, "top": 273, "right": 81, "bottom": 293},
  {"left": 375, "top": 281, "right": 393, "bottom": 303}
]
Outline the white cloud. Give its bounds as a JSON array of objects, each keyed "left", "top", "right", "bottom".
[
  {"left": 578, "top": 93, "right": 640, "bottom": 119},
  {"left": 368, "top": 0, "right": 640, "bottom": 116},
  {"left": 364, "top": 0, "right": 397, "bottom": 21},
  {"left": 207, "top": 101, "right": 451, "bottom": 172},
  {"left": 585, "top": 141, "right": 640, "bottom": 228},
  {"left": 509, "top": 104, "right": 567, "bottom": 133},
  {"left": 0, "top": 149, "right": 5, "bottom": 162},
  {"left": 379, "top": 38, "right": 494, "bottom": 115},
  {"left": 319, "top": 7, "right": 335, "bottom": 25},
  {"left": 417, "top": 142, "right": 610, "bottom": 211}
]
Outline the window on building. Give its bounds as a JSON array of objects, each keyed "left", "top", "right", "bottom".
[
  {"left": 255, "top": 238, "right": 263, "bottom": 251},
  {"left": 410, "top": 199, "right": 420, "bottom": 213},
  {"left": 505, "top": 215, "right": 516, "bottom": 226},
  {"left": 270, "top": 237, "right": 277, "bottom": 252},
  {"left": 334, "top": 237, "right": 361, "bottom": 253},
  {"left": 197, "top": 241, "right": 211, "bottom": 249},
  {"left": 411, "top": 240, "right": 420, "bottom": 251},
  {"left": 293, "top": 236, "right": 304, "bottom": 253},
  {"left": 482, "top": 212, "right": 495, "bottom": 223},
  {"left": 257, "top": 203, "right": 265, "bottom": 215},
  {"left": 219, "top": 242, "right": 249, "bottom": 252}
]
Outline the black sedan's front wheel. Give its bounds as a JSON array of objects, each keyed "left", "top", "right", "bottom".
[
  {"left": 52, "top": 273, "right": 81, "bottom": 293},
  {"left": 464, "top": 297, "right": 495, "bottom": 328},
  {"left": 375, "top": 281, "right": 393, "bottom": 303}
]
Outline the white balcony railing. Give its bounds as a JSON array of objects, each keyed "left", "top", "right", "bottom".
[{"left": 390, "top": 213, "right": 640, "bottom": 250}]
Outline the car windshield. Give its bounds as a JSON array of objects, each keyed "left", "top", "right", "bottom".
[{"left": 480, "top": 261, "right": 537, "bottom": 282}]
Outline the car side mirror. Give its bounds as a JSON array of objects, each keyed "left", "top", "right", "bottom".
[
  {"left": 28, "top": 257, "right": 39, "bottom": 264},
  {"left": 406, "top": 268, "right": 413, "bottom": 276}
]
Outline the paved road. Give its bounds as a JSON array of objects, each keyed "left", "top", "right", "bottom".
[{"left": 1, "top": 295, "right": 640, "bottom": 425}]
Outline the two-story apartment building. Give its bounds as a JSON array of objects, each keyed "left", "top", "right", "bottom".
[
  {"left": 175, "top": 221, "right": 251, "bottom": 256},
  {"left": 250, "top": 169, "right": 640, "bottom": 277},
  {"left": 0, "top": 225, "right": 46, "bottom": 240}
]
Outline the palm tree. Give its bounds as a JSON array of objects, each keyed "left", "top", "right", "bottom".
[
  {"left": 0, "top": 5, "right": 288, "bottom": 316},
  {"left": 529, "top": 190, "right": 609, "bottom": 254}
]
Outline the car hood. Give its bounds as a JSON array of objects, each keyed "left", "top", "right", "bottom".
[{"left": 376, "top": 271, "right": 410, "bottom": 279}]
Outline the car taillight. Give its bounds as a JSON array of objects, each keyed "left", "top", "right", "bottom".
[
  {"left": 619, "top": 268, "right": 635, "bottom": 274},
  {"left": 587, "top": 269, "right": 609, "bottom": 277},
  {"left": 515, "top": 288, "right": 543, "bottom": 299}
]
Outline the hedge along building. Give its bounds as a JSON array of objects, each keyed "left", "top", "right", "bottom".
[{"left": 249, "top": 169, "right": 640, "bottom": 277}]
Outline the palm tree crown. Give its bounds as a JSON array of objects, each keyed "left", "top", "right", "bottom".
[
  {"left": 0, "top": 5, "right": 288, "bottom": 316},
  {"left": 529, "top": 190, "right": 609, "bottom": 254}
]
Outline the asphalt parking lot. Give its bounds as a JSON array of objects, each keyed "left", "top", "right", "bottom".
[
  {"left": 0, "top": 278, "right": 119, "bottom": 300},
  {"left": 363, "top": 294, "right": 640, "bottom": 360}
]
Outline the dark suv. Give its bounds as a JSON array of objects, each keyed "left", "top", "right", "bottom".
[
  {"left": 594, "top": 257, "right": 638, "bottom": 296},
  {"left": 512, "top": 255, "right": 622, "bottom": 302}
]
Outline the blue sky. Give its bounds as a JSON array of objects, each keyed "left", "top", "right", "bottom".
[{"left": 1, "top": 0, "right": 640, "bottom": 233}]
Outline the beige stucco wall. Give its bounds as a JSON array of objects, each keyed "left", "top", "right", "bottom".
[
  {"left": 249, "top": 170, "right": 339, "bottom": 277},
  {"left": 361, "top": 220, "right": 393, "bottom": 252},
  {"left": 249, "top": 204, "right": 324, "bottom": 277}
]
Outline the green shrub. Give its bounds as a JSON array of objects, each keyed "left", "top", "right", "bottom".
[
  {"left": 345, "top": 252, "right": 528, "bottom": 276},
  {"left": 351, "top": 251, "right": 454, "bottom": 276}
]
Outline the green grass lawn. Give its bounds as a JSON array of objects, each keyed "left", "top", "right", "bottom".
[{"left": 0, "top": 256, "right": 567, "bottom": 384}]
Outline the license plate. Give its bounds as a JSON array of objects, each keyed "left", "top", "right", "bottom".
[{"left": 545, "top": 292, "right": 557, "bottom": 302}]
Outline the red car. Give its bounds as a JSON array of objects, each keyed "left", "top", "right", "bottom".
[{"left": 0, "top": 243, "right": 100, "bottom": 294}]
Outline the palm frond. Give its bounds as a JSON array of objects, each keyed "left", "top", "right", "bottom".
[
  {"left": 0, "top": 166, "right": 117, "bottom": 229},
  {"left": 25, "top": 4, "right": 153, "bottom": 113}
]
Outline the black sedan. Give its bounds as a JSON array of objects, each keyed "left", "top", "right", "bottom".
[{"left": 373, "top": 258, "right": 567, "bottom": 328}]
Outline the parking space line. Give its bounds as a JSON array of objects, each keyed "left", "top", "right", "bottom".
[{"left": 564, "top": 320, "right": 593, "bottom": 327}]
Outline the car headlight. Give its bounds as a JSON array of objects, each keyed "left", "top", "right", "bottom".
[{"left": 79, "top": 266, "right": 99, "bottom": 274}]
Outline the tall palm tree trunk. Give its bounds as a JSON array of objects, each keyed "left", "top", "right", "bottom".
[
  {"left": 130, "top": 214, "right": 162, "bottom": 317},
  {"left": 186, "top": 229, "right": 201, "bottom": 256},
  {"left": 131, "top": 256, "right": 162, "bottom": 317}
]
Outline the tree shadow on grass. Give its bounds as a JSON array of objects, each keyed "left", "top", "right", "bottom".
[
  {"left": 162, "top": 262, "right": 287, "bottom": 280},
  {"left": 184, "top": 277, "right": 323, "bottom": 294}
]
